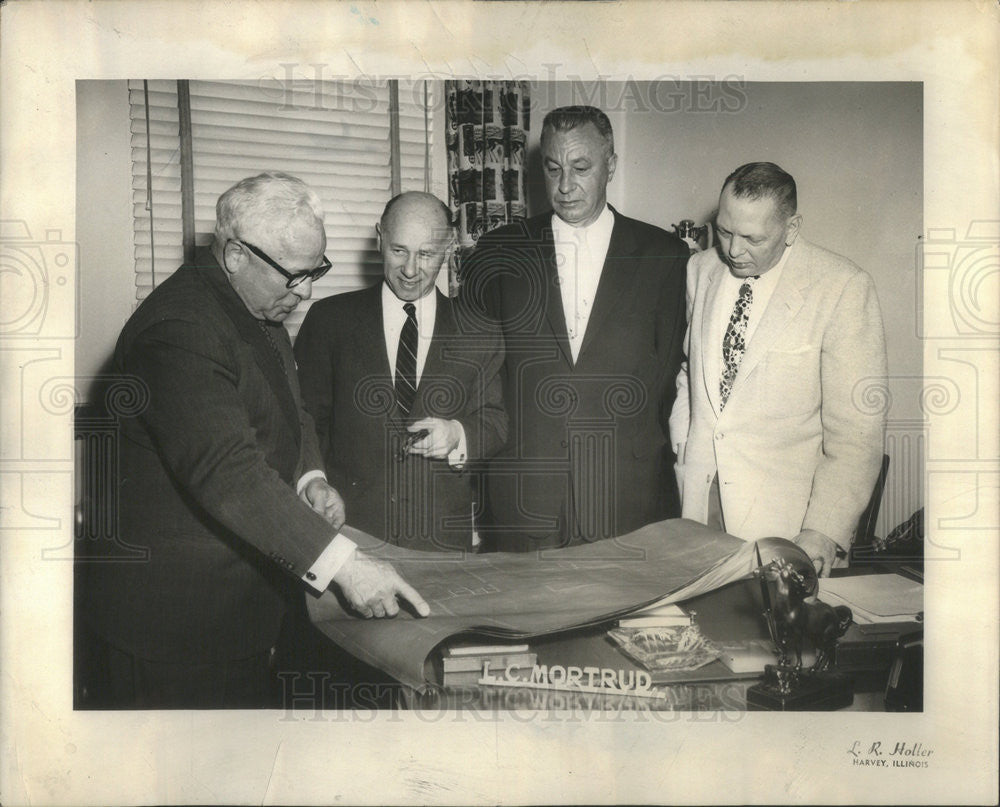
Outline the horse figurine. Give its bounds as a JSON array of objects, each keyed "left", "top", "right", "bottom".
[{"left": 764, "top": 558, "right": 853, "bottom": 672}]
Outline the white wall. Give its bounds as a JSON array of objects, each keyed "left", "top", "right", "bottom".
[
  {"left": 620, "top": 82, "right": 923, "bottom": 401},
  {"left": 75, "top": 80, "right": 135, "bottom": 398}
]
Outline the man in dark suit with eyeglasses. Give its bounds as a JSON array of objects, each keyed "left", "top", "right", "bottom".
[{"left": 78, "top": 172, "right": 428, "bottom": 709}]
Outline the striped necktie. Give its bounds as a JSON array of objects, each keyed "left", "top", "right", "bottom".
[{"left": 394, "top": 302, "right": 418, "bottom": 417}]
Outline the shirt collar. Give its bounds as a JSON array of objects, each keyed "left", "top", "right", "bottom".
[
  {"left": 381, "top": 280, "right": 437, "bottom": 319},
  {"left": 551, "top": 204, "right": 614, "bottom": 241},
  {"left": 769, "top": 240, "right": 794, "bottom": 276}
]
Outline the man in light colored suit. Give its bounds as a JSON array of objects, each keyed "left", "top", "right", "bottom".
[{"left": 670, "top": 162, "right": 887, "bottom": 575}]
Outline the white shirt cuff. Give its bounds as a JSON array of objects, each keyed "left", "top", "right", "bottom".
[
  {"left": 296, "top": 469, "right": 327, "bottom": 496},
  {"left": 447, "top": 421, "right": 468, "bottom": 469},
  {"left": 302, "top": 533, "right": 357, "bottom": 593}
]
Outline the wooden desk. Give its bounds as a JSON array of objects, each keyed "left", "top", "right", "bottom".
[{"left": 403, "top": 579, "right": 899, "bottom": 712}]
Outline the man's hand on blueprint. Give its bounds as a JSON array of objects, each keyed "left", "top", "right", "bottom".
[{"left": 333, "top": 551, "right": 431, "bottom": 619}]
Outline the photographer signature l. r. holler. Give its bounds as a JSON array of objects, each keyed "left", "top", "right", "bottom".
[{"left": 848, "top": 740, "right": 934, "bottom": 768}]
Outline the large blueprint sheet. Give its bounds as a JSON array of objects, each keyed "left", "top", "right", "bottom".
[{"left": 307, "top": 518, "right": 759, "bottom": 690}]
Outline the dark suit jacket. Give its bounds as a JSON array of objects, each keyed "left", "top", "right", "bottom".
[
  {"left": 81, "top": 248, "right": 336, "bottom": 663},
  {"left": 461, "top": 207, "right": 688, "bottom": 549},
  {"left": 293, "top": 284, "right": 507, "bottom": 550}
]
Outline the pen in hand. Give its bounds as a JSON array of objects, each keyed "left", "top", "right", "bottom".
[{"left": 396, "top": 428, "right": 430, "bottom": 461}]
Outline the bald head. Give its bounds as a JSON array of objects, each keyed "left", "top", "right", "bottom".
[
  {"left": 377, "top": 192, "right": 454, "bottom": 302},
  {"left": 380, "top": 191, "right": 452, "bottom": 233}
]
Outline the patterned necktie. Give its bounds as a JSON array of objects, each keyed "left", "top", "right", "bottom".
[
  {"left": 720, "top": 279, "right": 755, "bottom": 408},
  {"left": 394, "top": 302, "right": 418, "bottom": 416},
  {"left": 257, "top": 319, "right": 291, "bottom": 379}
]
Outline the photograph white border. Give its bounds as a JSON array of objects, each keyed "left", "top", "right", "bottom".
[{"left": 1, "top": 1, "right": 997, "bottom": 804}]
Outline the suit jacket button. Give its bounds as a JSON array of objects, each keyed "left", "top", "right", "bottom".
[{"left": 305, "top": 571, "right": 317, "bottom": 581}]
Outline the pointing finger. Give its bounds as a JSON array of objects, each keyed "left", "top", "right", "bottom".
[{"left": 395, "top": 579, "right": 430, "bottom": 617}]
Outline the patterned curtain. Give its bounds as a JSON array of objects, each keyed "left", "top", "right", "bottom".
[{"left": 445, "top": 80, "right": 530, "bottom": 293}]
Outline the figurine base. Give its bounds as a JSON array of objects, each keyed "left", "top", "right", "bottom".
[{"left": 746, "top": 665, "right": 854, "bottom": 711}]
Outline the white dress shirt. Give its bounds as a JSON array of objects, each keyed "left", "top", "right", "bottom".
[
  {"left": 552, "top": 205, "right": 615, "bottom": 363},
  {"left": 381, "top": 282, "right": 467, "bottom": 466},
  {"left": 705, "top": 242, "right": 793, "bottom": 398},
  {"left": 296, "top": 283, "right": 469, "bottom": 594},
  {"left": 300, "top": 525, "right": 357, "bottom": 594},
  {"left": 382, "top": 281, "right": 437, "bottom": 384}
]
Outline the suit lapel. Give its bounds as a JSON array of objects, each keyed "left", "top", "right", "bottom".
[
  {"left": 726, "top": 243, "right": 808, "bottom": 405},
  {"left": 413, "top": 290, "right": 452, "bottom": 418},
  {"left": 699, "top": 257, "right": 727, "bottom": 416},
  {"left": 577, "top": 209, "right": 640, "bottom": 366},
  {"left": 348, "top": 283, "right": 401, "bottom": 425},
  {"left": 353, "top": 283, "right": 393, "bottom": 378},
  {"left": 536, "top": 220, "right": 574, "bottom": 368},
  {"left": 201, "top": 253, "right": 301, "bottom": 441}
]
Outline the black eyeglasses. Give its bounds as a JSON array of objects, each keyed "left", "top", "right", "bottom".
[{"left": 230, "top": 239, "right": 332, "bottom": 288}]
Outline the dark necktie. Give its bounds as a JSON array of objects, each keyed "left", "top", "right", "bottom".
[
  {"left": 720, "top": 279, "right": 755, "bottom": 409},
  {"left": 258, "top": 319, "right": 291, "bottom": 379},
  {"left": 394, "top": 302, "right": 418, "bottom": 417}
]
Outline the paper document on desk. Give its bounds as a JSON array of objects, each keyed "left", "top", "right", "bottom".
[
  {"left": 818, "top": 574, "right": 923, "bottom": 623},
  {"left": 307, "top": 519, "right": 772, "bottom": 691}
]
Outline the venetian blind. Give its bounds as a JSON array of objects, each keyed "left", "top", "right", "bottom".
[{"left": 129, "top": 78, "right": 433, "bottom": 335}]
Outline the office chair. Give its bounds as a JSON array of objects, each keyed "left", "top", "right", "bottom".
[{"left": 853, "top": 453, "right": 891, "bottom": 548}]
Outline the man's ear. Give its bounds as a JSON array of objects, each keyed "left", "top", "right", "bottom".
[
  {"left": 375, "top": 222, "right": 383, "bottom": 253},
  {"left": 606, "top": 152, "right": 618, "bottom": 183},
  {"left": 221, "top": 240, "right": 243, "bottom": 276},
  {"left": 785, "top": 213, "right": 803, "bottom": 246}
]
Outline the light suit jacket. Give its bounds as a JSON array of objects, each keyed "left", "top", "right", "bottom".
[{"left": 669, "top": 238, "right": 888, "bottom": 550}]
